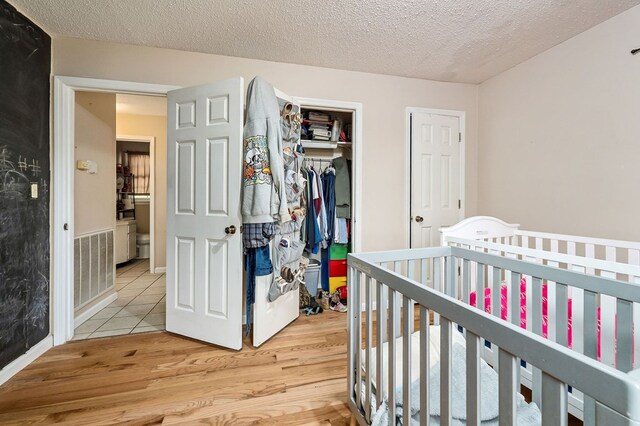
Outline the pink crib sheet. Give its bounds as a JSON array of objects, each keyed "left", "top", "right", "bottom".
[{"left": 469, "top": 278, "right": 607, "bottom": 357}]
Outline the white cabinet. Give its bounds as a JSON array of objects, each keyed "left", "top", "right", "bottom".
[{"left": 115, "top": 220, "right": 137, "bottom": 264}]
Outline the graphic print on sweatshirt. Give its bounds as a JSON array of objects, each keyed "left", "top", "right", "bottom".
[{"left": 243, "top": 135, "right": 272, "bottom": 186}]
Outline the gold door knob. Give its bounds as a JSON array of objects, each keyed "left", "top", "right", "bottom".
[
  {"left": 225, "top": 225, "right": 237, "bottom": 235},
  {"left": 415, "top": 216, "right": 424, "bottom": 223}
]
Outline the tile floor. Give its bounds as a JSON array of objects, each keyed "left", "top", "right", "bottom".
[{"left": 73, "top": 259, "right": 166, "bottom": 340}]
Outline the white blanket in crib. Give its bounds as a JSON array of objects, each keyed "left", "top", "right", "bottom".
[
  {"left": 368, "top": 343, "right": 541, "bottom": 426},
  {"left": 360, "top": 325, "right": 467, "bottom": 394}
]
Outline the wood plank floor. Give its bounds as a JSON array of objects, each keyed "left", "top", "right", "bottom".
[{"left": 0, "top": 311, "right": 352, "bottom": 425}]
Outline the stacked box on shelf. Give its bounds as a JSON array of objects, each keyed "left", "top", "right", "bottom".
[{"left": 329, "top": 243, "right": 349, "bottom": 293}]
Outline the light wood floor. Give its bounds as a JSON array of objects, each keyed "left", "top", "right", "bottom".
[{"left": 0, "top": 311, "right": 352, "bottom": 425}]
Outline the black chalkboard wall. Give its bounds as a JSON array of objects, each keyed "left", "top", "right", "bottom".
[{"left": 0, "top": 1, "right": 51, "bottom": 370}]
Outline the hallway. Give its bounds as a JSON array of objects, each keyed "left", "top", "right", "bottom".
[{"left": 73, "top": 260, "right": 166, "bottom": 339}]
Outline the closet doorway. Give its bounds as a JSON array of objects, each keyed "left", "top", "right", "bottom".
[{"left": 407, "top": 108, "right": 465, "bottom": 248}]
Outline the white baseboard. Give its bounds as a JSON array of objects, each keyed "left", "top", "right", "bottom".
[
  {"left": 0, "top": 335, "right": 53, "bottom": 386},
  {"left": 74, "top": 292, "right": 118, "bottom": 328},
  {"left": 154, "top": 267, "right": 166, "bottom": 274}
]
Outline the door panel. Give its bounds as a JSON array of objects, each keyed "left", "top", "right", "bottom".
[
  {"left": 252, "top": 88, "right": 300, "bottom": 348},
  {"left": 411, "top": 112, "right": 462, "bottom": 248},
  {"left": 166, "top": 77, "right": 243, "bottom": 350}
]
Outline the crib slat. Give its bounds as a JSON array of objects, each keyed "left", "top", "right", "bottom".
[
  {"left": 492, "top": 266, "right": 501, "bottom": 320},
  {"left": 466, "top": 331, "right": 481, "bottom": 426},
  {"left": 353, "top": 270, "right": 363, "bottom": 411},
  {"left": 376, "top": 281, "right": 387, "bottom": 405},
  {"left": 582, "top": 290, "right": 598, "bottom": 426},
  {"left": 434, "top": 257, "right": 442, "bottom": 325},
  {"left": 492, "top": 266, "right": 502, "bottom": 369},
  {"left": 477, "top": 263, "right": 485, "bottom": 313},
  {"left": 388, "top": 288, "right": 398, "bottom": 424},
  {"left": 348, "top": 266, "right": 356, "bottom": 407},
  {"left": 510, "top": 271, "right": 520, "bottom": 327},
  {"left": 364, "top": 276, "right": 373, "bottom": 421},
  {"left": 600, "top": 271, "right": 616, "bottom": 367},
  {"left": 498, "top": 349, "right": 518, "bottom": 426},
  {"left": 542, "top": 372, "right": 568, "bottom": 426},
  {"left": 463, "top": 259, "right": 470, "bottom": 304},
  {"left": 583, "top": 290, "right": 598, "bottom": 358},
  {"left": 446, "top": 255, "right": 456, "bottom": 297},
  {"left": 630, "top": 249, "right": 640, "bottom": 368},
  {"left": 585, "top": 244, "right": 595, "bottom": 275},
  {"left": 441, "top": 317, "right": 453, "bottom": 426},
  {"left": 421, "top": 258, "right": 429, "bottom": 287},
  {"left": 419, "top": 305, "right": 430, "bottom": 425},
  {"left": 617, "top": 298, "right": 633, "bottom": 373},
  {"left": 606, "top": 245, "right": 616, "bottom": 263},
  {"left": 394, "top": 262, "right": 402, "bottom": 338},
  {"left": 556, "top": 283, "right": 568, "bottom": 347},
  {"left": 402, "top": 296, "right": 412, "bottom": 426},
  {"left": 532, "top": 277, "right": 543, "bottom": 407}
]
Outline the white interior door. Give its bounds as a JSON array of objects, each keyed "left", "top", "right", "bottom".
[
  {"left": 253, "top": 88, "right": 300, "bottom": 347},
  {"left": 166, "top": 77, "right": 243, "bottom": 350},
  {"left": 410, "top": 111, "right": 462, "bottom": 248}
]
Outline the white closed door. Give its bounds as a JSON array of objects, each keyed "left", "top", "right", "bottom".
[
  {"left": 410, "top": 112, "right": 463, "bottom": 248},
  {"left": 166, "top": 77, "right": 243, "bottom": 350}
]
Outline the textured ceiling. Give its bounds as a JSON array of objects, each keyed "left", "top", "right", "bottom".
[{"left": 11, "top": 0, "right": 640, "bottom": 83}]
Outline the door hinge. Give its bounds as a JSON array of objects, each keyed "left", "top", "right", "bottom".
[
  {"left": 458, "top": 132, "right": 462, "bottom": 143},
  {"left": 458, "top": 200, "right": 461, "bottom": 209}
]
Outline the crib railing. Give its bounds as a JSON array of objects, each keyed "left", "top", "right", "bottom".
[
  {"left": 348, "top": 246, "right": 640, "bottom": 426},
  {"left": 446, "top": 236, "right": 640, "bottom": 373},
  {"left": 512, "top": 230, "right": 640, "bottom": 268}
]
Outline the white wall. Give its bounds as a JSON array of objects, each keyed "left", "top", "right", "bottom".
[
  {"left": 74, "top": 91, "right": 116, "bottom": 236},
  {"left": 53, "top": 37, "right": 479, "bottom": 251},
  {"left": 478, "top": 5, "right": 640, "bottom": 240}
]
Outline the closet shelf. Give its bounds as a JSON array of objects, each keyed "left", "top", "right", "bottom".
[
  {"left": 301, "top": 140, "right": 338, "bottom": 149},
  {"left": 301, "top": 141, "right": 352, "bottom": 149}
]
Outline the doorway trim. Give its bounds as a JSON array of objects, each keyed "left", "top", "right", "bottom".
[
  {"left": 405, "top": 107, "right": 466, "bottom": 248},
  {"left": 116, "top": 134, "right": 157, "bottom": 273},
  {"left": 53, "top": 76, "right": 178, "bottom": 346}
]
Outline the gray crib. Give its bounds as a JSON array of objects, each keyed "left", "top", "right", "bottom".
[{"left": 348, "top": 246, "right": 640, "bottom": 425}]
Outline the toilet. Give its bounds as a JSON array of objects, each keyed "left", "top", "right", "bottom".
[{"left": 136, "top": 233, "right": 150, "bottom": 259}]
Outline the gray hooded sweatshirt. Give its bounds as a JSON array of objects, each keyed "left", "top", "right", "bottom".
[{"left": 242, "top": 77, "right": 289, "bottom": 224}]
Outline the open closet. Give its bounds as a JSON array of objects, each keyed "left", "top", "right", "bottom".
[
  {"left": 297, "top": 104, "right": 355, "bottom": 307},
  {"left": 165, "top": 77, "right": 361, "bottom": 350}
]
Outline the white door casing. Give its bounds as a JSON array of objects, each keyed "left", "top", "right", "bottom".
[
  {"left": 410, "top": 111, "right": 464, "bottom": 248},
  {"left": 166, "top": 77, "right": 243, "bottom": 350}
]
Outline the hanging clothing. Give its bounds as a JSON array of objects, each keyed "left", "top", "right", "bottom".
[
  {"left": 244, "top": 245, "right": 273, "bottom": 336},
  {"left": 241, "top": 76, "right": 289, "bottom": 224},
  {"left": 242, "top": 222, "right": 276, "bottom": 249},
  {"left": 335, "top": 218, "right": 349, "bottom": 244},
  {"left": 316, "top": 170, "right": 328, "bottom": 249},
  {"left": 334, "top": 156, "right": 351, "bottom": 219},
  {"left": 321, "top": 169, "right": 336, "bottom": 245},
  {"left": 305, "top": 168, "right": 322, "bottom": 253},
  {"left": 321, "top": 248, "right": 330, "bottom": 292}
]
